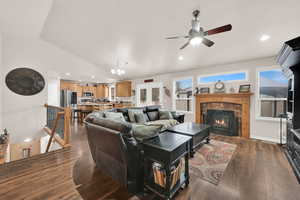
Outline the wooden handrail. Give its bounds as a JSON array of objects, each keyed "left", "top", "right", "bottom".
[
  {"left": 46, "top": 112, "right": 63, "bottom": 152},
  {"left": 63, "top": 107, "right": 71, "bottom": 145},
  {"left": 44, "top": 104, "right": 65, "bottom": 111},
  {"left": 44, "top": 104, "right": 71, "bottom": 151}
]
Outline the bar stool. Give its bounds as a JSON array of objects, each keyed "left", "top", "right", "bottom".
[
  {"left": 79, "top": 109, "right": 93, "bottom": 124},
  {"left": 72, "top": 109, "right": 81, "bottom": 122}
]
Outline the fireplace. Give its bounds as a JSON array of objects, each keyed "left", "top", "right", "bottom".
[
  {"left": 195, "top": 93, "right": 252, "bottom": 138},
  {"left": 204, "top": 109, "right": 239, "bottom": 136}
]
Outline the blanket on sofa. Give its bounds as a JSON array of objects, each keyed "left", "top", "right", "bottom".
[{"left": 145, "top": 119, "right": 179, "bottom": 132}]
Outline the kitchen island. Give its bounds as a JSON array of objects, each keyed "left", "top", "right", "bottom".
[{"left": 74, "top": 102, "right": 134, "bottom": 123}]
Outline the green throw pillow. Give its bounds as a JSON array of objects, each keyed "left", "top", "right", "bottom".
[
  {"left": 134, "top": 113, "right": 147, "bottom": 124},
  {"left": 105, "top": 112, "right": 125, "bottom": 122},
  {"left": 128, "top": 109, "right": 144, "bottom": 123},
  {"left": 131, "top": 124, "right": 162, "bottom": 142},
  {"left": 159, "top": 111, "right": 173, "bottom": 120}
]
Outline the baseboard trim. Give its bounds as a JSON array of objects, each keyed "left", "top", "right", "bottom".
[{"left": 250, "top": 135, "right": 285, "bottom": 144}]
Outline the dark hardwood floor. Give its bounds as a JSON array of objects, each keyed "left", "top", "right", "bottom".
[
  {"left": 0, "top": 147, "right": 82, "bottom": 200},
  {"left": 71, "top": 122, "right": 300, "bottom": 200},
  {"left": 0, "top": 122, "right": 298, "bottom": 200}
]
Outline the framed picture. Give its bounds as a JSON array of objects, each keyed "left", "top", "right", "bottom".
[
  {"left": 200, "top": 87, "right": 210, "bottom": 94},
  {"left": 239, "top": 84, "right": 251, "bottom": 93}
]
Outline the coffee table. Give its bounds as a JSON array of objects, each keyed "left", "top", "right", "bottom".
[{"left": 167, "top": 122, "right": 210, "bottom": 157}]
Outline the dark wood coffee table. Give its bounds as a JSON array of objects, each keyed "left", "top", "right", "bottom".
[{"left": 167, "top": 122, "right": 210, "bottom": 157}]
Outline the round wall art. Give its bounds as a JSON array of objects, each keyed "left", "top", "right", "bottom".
[{"left": 5, "top": 68, "right": 45, "bottom": 96}]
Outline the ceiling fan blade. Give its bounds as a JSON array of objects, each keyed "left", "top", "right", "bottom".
[
  {"left": 166, "top": 36, "right": 189, "bottom": 40},
  {"left": 202, "top": 38, "right": 214, "bottom": 47},
  {"left": 204, "top": 24, "right": 232, "bottom": 36},
  {"left": 180, "top": 41, "right": 190, "bottom": 50}
]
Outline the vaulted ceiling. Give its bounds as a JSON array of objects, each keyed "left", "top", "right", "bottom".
[{"left": 2, "top": 0, "right": 300, "bottom": 79}]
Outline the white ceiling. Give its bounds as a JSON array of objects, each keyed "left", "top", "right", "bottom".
[
  {"left": 0, "top": 0, "right": 53, "bottom": 37},
  {"left": 1, "top": 0, "right": 300, "bottom": 80}
]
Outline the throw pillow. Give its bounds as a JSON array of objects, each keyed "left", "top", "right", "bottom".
[
  {"left": 105, "top": 112, "right": 126, "bottom": 122},
  {"left": 116, "top": 108, "right": 130, "bottom": 122},
  {"left": 159, "top": 111, "right": 174, "bottom": 120},
  {"left": 134, "top": 113, "right": 147, "bottom": 124},
  {"left": 147, "top": 111, "right": 159, "bottom": 121},
  {"left": 128, "top": 109, "right": 144, "bottom": 123},
  {"left": 131, "top": 124, "right": 162, "bottom": 142}
]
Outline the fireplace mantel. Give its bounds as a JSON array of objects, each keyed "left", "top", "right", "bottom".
[{"left": 195, "top": 93, "right": 253, "bottom": 138}]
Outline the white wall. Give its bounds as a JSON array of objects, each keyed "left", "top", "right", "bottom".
[
  {"left": 132, "top": 57, "right": 285, "bottom": 143},
  {"left": 1, "top": 35, "right": 107, "bottom": 143},
  {"left": 47, "top": 78, "right": 60, "bottom": 106}
]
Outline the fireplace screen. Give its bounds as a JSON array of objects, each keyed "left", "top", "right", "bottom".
[{"left": 204, "top": 109, "right": 239, "bottom": 136}]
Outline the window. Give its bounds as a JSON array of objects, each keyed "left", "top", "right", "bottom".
[
  {"left": 258, "top": 69, "right": 288, "bottom": 119},
  {"left": 174, "top": 78, "right": 193, "bottom": 112},
  {"left": 198, "top": 71, "right": 247, "bottom": 84}
]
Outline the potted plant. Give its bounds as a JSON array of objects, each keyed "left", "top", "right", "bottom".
[
  {"left": 0, "top": 129, "right": 9, "bottom": 163},
  {"left": 0, "top": 129, "right": 8, "bottom": 144}
]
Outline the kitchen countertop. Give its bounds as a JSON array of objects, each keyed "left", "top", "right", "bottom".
[{"left": 78, "top": 102, "right": 132, "bottom": 106}]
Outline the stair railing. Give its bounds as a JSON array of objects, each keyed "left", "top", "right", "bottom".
[{"left": 44, "top": 104, "right": 71, "bottom": 152}]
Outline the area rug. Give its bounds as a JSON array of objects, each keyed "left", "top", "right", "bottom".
[{"left": 189, "top": 140, "right": 237, "bottom": 185}]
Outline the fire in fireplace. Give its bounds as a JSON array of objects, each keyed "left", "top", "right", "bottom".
[
  {"left": 214, "top": 119, "right": 228, "bottom": 128},
  {"left": 204, "top": 109, "right": 240, "bottom": 136}
]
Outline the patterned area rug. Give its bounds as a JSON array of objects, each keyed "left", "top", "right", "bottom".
[{"left": 190, "top": 140, "right": 237, "bottom": 185}]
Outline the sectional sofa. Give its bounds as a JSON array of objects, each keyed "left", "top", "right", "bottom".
[{"left": 84, "top": 105, "right": 184, "bottom": 194}]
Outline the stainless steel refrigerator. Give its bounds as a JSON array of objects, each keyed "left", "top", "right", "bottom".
[{"left": 60, "top": 90, "right": 77, "bottom": 107}]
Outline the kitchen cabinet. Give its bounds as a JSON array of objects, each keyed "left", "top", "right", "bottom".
[
  {"left": 60, "top": 81, "right": 83, "bottom": 97},
  {"left": 96, "top": 84, "right": 109, "bottom": 98},
  {"left": 73, "top": 85, "right": 83, "bottom": 97},
  {"left": 82, "top": 86, "right": 96, "bottom": 95},
  {"left": 60, "top": 81, "right": 75, "bottom": 90},
  {"left": 116, "top": 81, "right": 132, "bottom": 97}
]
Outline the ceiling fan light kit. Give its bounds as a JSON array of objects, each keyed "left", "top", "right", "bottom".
[
  {"left": 166, "top": 9, "right": 232, "bottom": 50},
  {"left": 190, "top": 37, "right": 203, "bottom": 46}
]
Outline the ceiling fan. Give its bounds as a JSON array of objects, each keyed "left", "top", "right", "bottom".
[{"left": 166, "top": 10, "right": 232, "bottom": 50}]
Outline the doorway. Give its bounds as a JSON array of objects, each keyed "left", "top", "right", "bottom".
[{"left": 136, "top": 82, "right": 163, "bottom": 107}]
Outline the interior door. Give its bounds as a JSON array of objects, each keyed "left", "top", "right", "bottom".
[
  {"left": 136, "top": 82, "right": 163, "bottom": 107},
  {"left": 137, "top": 85, "right": 149, "bottom": 107}
]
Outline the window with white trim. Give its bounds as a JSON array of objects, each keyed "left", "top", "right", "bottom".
[
  {"left": 258, "top": 69, "right": 288, "bottom": 119},
  {"left": 198, "top": 71, "right": 247, "bottom": 84},
  {"left": 173, "top": 78, "right": 193, "bottom": 112}
]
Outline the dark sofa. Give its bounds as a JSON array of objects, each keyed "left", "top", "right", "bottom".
[
  {"left": 84, "top": 105, "right": 184, "bottom": 194},
  {"left": 89, "top": 105, "right": 184, "bottom": 123}
]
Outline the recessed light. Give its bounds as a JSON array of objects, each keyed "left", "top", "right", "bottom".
[
  {"left": 24, "top": 138, "right": 32, "bottom": 143},
  {"left": 91, "top": 75, "right": 95, "bottom": 79},
  {"left": 178, "top": 56, "right": 184, "bottom": 61},
  {"left": 65, "top": 72, "right": 71, "bottom": 76},
  {"left": 260, "top": 34, "right": 270, "bottom": 42}
]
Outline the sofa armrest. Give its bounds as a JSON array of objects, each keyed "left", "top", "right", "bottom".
[{"left": 121, "top": 135, "right": 144, "bottom": 193}]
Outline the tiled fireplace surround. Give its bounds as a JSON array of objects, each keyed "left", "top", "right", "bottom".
[
  {"left": 195, "top": 93, "right": 253, "bottom": 138},
  {"left": 201, "top": 102, "right": 242, "bottom": 136}
]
